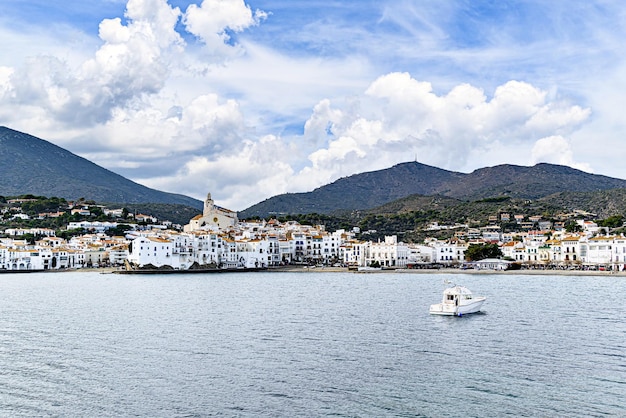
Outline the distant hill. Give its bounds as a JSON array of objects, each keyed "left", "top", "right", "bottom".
[
  {"left": 240, "top": 161, "right": 626, "bottom": 218},
  {"left": 538, "top": 189, "right": 626, "bottom": 218},
  {"left": 0, "top": 127, "right": 202, "bottom": 209}
]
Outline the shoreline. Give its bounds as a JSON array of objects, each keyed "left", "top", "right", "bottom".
[
  {"left": 269, "top": 265, "right": 626, "bottom": 276},
  {"left": 3, "top": 266, "right": 625, "bottom": 277}
]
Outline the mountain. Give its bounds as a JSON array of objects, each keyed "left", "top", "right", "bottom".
[
  {"left": 0, "top": 127, "right": 202, "bottom": 209},
  {"left": 240, "top": 162, "right": 463, "bottom": 218},
  {"left": 240, "top": 161, "right": 626, "bottom": 218}
]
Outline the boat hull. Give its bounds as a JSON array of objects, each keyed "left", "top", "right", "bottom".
[{"left": 429, "top": 297, "right": 486, "bottom": 316}]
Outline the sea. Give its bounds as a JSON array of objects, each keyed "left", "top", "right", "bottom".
[{"left": 0, "top": 270, "right": 624, "bottom": 417}]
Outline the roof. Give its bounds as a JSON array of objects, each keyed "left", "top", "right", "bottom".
[
  {"left": 443, "top": 285, "right": 474, "bottom": 296},
  {"left": 147, "top": 237, "right": 171, "bottom": 243},
  {"left": 589, "top": 235, "right": 614, "bottom": 241},
  {"left": 475, "top": 258, "right": 512, "bottom": 264}
]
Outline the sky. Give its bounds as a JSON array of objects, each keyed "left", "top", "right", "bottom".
[{"left": 1, "top": 0, "right": 625, "bottom": 210}]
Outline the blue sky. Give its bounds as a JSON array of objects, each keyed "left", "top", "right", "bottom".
[{"left": 0, "top": 0, "right": 625, "bottom": 210}]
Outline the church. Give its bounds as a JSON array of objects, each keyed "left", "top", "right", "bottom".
[{"left": 184, "top": 193, "right": 238, "bottom": 232}]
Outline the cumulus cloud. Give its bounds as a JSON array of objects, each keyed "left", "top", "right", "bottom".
[
  {"left": 0, "top": 0, "right": 269, "bottom": 198},
  {"left": 0, "top": 66, "right": 14, "bottom": 97},
  {"left": 0, "top": 1, "right": 603, "bottom": 211},
  {"left": 142, "top": 134, "right": 297, "bottom": 210},
  {"left": 531, "top": 135, "right": 593, "bottom": 172},
  {"left": 292, "top": 73, "right": 592, "bottom": 190},
  {"left": 183, "top": 0, "right": 267, "bottom": 57},
  {"left": 74, "top": 92, "right": 247, "bottom": 174},
  {"left": 101, "top": 71, "right": 594, "bottom": 210},
  {"left": 0, "top": 0, "right": 185, "bottom": 130}
]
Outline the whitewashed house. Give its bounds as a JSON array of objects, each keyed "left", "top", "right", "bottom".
[
  {"left": 319, "top": 231, "right": 342, "bottom": 264},
  {"left": 128, "top": 236, "right": 177, "bottom": 268},
  {"left": 68, "top": 221, "right": 118, "bottom": 233},
  {"left": 108, "top": 245, "right": 129, "bottom": 267},
  {"left": 341, "top": 241, "right": 363, "bottom": 267},
  {"left": 481, "top": 226, "right": 501, "bottom": 242},
  {"left": 474, "top": 258, "right": 512, "bottom": 270},
  {"left": 278, "top": 238, "right": 293, "bottom": 264},
  {"left": 432, "top": 241, "right": 464, "bottom": 265},
  {"left": 5, "top": 248, "right": 51, "bottom": 270},
  {"left": 585, "top": 235, "right": 613, "bottom": 267},
  {"left": 500, "top": 241, "right": 517, "bottom": 261},
  {"left": 546, "top": 239, "right": 562, "bottom": 264},
  {"left": 524, "top": 241, "right": 542, "bottom": 265},
  {"left": 266, "top": 236, "right": 281, "bottom": 266},
  {"left": 235, "top": 239, "right": 269, "bottom": 268},
  {"left": 611, "top": 236, "right": 626, "bottom": 270},
  {"left": 192, "top": 232, "right": 223, "bottom": 266},
  {"left": 561, "top": 235, "right": 583, "bottom": 264},
  {"left": 407, "top": 244, "right": 435, "bottom": 264}
]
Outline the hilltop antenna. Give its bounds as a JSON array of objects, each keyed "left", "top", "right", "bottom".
[{"left": 408, "top": 134, "right": 424, "bottom": 163}]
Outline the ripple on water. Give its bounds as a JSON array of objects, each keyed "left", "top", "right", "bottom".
[{"left": 0, "top": 272, "right": 625, "bottom": 416}]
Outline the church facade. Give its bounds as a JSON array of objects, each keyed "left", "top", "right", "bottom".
[{"left": 184, "top": 193, "right": 238, "bottom": 232}]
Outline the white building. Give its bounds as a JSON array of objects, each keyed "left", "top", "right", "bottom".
[
  {"left": 473, "top": 258, "right": 512, "bottom": 270},
  {"left": 368, "top": 236, "right": 409, "bottom": 268},
  {"left": 235, "top": 239, "right": 270, "bottom": 268},
  {"left": 68, "top": 221, "right": 118, "bottom": 233},
  {"left": 561, "top": 235, "right": 583, "bottom": 264},
  {"left": 432, "top": 241, "right": 465, "bottom": 265},
  {"left": 4, "top": 248, "right": 52, "bottom": 270},
  {"left": 611, "top": 236, "right": 626, "bottom": 270},
  {"left": 184, "top": 193, "right": 238, "bottom": 232},
  {"left": 585, "top": 235, "right": 614, "bottom": 267},
  {"left": 128, "top": 236, "right": 178, "bottom": 268},
  {"left": 342, "top": 236, "right": 408, "bottom": 268},
  {"left": 407, "top": 244, "right": 435, "bottom": 264}
]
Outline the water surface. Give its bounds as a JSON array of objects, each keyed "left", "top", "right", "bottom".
[{"left": 0, "top": 271, "right": 624, "bottom": 416}]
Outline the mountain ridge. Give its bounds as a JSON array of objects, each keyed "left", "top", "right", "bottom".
[
  {"left": 240, "top": 161, "right": 626, "bottom": 218},
  {"left": 4, "top": 125, "right": 626, "bottom": 220},
  {"left": 0, "top": 127, "right": 202, "bottom": 209}
]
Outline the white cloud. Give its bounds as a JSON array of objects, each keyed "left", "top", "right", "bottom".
[
  {"left": 292, "top": 73, "right": 592, "bottom": 192},
  {"left": 531, "top": 135, "right": 593, "bottom": 172},
  {"left": 71, "top": 91, "right": 247, "bottom": 178},
  {"left": 0, "top": 66, "right": 14, "bottom": 98},
  {"left": 0, "top": 0, "right": 619, "bottom": 212},
  {"left": 183, "top": 0, "right": 266, "bottom": 57},
  {"left": 0, "top": 0, "right": 185, "bottom": 133},
  {"left": 142, "top": 134, "right": 296, "bottom": 210}
]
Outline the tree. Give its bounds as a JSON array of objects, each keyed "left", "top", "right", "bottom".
[
  {"left": 564, "top": 221, "right": 582, "bottom": 233},
  {"left": 597, "top": 215, "right": 624, "bottom": 229},
  {"left": 106, "top": 224, "right": 134, "bottom": 237},
  {"left": 465, "top": 243, "right": 503, "bottom": 261}
]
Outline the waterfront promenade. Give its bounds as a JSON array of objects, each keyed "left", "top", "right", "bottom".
[
  {"left": 271, "top": 265, "right": 626, "bottom": 276},
  {"left": 25, "top": 264, "right": 624, "bottom": 276}
]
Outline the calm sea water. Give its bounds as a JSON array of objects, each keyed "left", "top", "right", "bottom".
[{"left": 0, "top": 271, "right": 624, "bottom": 417}]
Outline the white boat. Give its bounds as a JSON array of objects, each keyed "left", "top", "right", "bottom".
[
  {"left": 357, "top": 266, "right": 382, "bottom": 272},
  {"left": 429, "top": 284, "right": 486, "bottom": 316}
]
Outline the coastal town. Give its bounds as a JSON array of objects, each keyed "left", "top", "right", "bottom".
[{"left": 1, "top": 192, "right": 625, "bottom": 272}]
